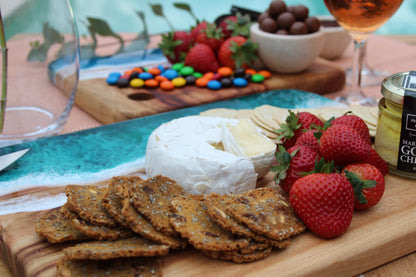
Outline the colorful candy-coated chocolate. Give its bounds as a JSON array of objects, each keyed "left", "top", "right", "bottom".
[
  {"left": 130, "top": 78, "right": 145, "bottom": 88},
  {"left": 162, "top": 69, "right": 179, "bottom": 80},
  {"left": 243, "top": 73, "right": 252, "bottom": 80},
  {"left": 245, "top": 68, "right": 257, "bottom": 75},
  {"left": 147, "top": 67, "right": 162, "bottom": 76},
  {"left": 258, "top": 70, "right": 271, "bottom": 79},
  {"left": 144, "top": 79, "right": 159, "bottom": 88},
  {"left": 233, "top": 77, "right": 248, "bottom": 87},
  {"left": 193, "top": 72, "right": 203, "bottom": 78},
  {"left": 116, "top": 77, "right": 130, "bottom": 88},
  {"left": 106, "top": 72, "right": 121, "bottom": 85},
  {"left": 160, "top": 80, "right": 174, "bottom": 90},
  {"left": 157, "top": 64, "right": 166, "bottom": 73},
  {"left": 155, "top": 75, "right": 169, "bottom": 82},
  {"left": 221, "top": 78, "right": 233, "bottom": 88},
  {"left": 185, "top": 75, "right": 196, "bottom": 85},
  {"left": 129, "top": 72, "right": 140, "bottom": 80},
  {"left": 203, "top": 72, "right": 214, "bottom": 80},
  {"left": 207, "top": 80, "right": 221, "bottom": 90},
  {"left": 217, "top": 66, "right": 233, "bottom": 77},
  {"left": 106, "top": 63, "right": 266, "bottom": 90},
  {"left": 251, "top": 73, "right": 265, "bottom": 83},
  {"left": 211, "top": 73, "right": 222, "bottom": 81},
  {"left": 196, "top": 78, "right": 209, "bottom": 87},
  {"left": 132, "top": 67, "right": 144, "bottom": 73},
  {"left": 172, "top": 77, "right": 186, "bottom": 87},
  {"left": 172, "top": 62, "right": 184, "bottom": 71},
  {"left": 139, "top": 72, "right": 153, "bottom": 80},
  {"left": 179, "top": 66, "right": 194, "bottom": 76},
  {"left": 234, "top": 68, "right": 245, "bottom": 77}
]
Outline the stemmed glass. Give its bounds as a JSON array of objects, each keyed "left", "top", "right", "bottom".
[
  {"left": 346, "top": 40, "right": 388, "bottom": 87},
  {"left": 0, "top": 0, "right": 80, "bottom": 147},
  {"left": 323, "top": 0, "right": 403, "bottom": 106}
]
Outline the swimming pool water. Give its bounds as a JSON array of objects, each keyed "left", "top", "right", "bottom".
[{"left": 3, "top": 0, "right": 416, "bottom": 42}]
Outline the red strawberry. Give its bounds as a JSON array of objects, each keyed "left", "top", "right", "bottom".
[
  {"left": 159, "top": 31, "right": 193, "bottom": 64},
  {"left": 184, "top": 43, "right": 220, "bottom": 73},
  {"left": 295, "top": 129, "right": 321, "bottom": 153},
  {"left": 219, "top": 13, "right": 252, "bottom": 38},
  {"left": 217, "top": 36, "right": 258, "bottom": 69},
  {"left": 276, "top": 111, "right": 324, "bottom": 149},
  {"left": 331, "top": 114, "right": 372, "bottom": 145},
  {"left": 271, "top": 145, "right": 321, "bottom": 193},
  {"left": 190, "top": 21, "right": 208, "bottom": 41},
  {"left": 319, "top": 124, "right": 371, "bottom": 166},
  {"left": 289, "top": 171, "right": 354, "bottom": 238},
  {"left": 218, "top": 15, "right": 237, "bottom": 38},
  {"left": 342, "top": 163, "right": 385, "bottom": 210},
  {"left": 366, "top": 148, "right": 389, "bottom": 176},
  {"left": 195, "top": 22, "right": 224, "bottom": 52}
]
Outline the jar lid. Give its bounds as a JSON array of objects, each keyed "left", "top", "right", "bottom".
[{"left": 381, "top": 71, "right": 416, "bottom": 105}]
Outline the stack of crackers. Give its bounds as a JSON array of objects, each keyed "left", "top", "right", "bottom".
[
  {"left": 200, "top": 105, "right": 378, "bottom": 142},
  {"left": 35, "top": 175, "right": 305, "bottom": 276}
]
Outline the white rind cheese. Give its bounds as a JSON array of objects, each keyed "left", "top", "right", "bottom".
[{"left": 144, "top": 116, "right": 276, "bottom": 195}]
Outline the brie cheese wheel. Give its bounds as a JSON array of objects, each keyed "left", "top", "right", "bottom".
[{"left": 144, "top": 116, "right": 276, "bottom": 195}]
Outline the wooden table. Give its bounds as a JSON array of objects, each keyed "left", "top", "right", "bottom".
[{"left": 1, "top": 34, "right": 416, "bottom": 276}]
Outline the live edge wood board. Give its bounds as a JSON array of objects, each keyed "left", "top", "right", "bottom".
[
  {"left": 0, "top": 172, "right": 416, "bottom": 277},
  {"left": 73, "top": 58, "right": 345, "bottom": 124}
]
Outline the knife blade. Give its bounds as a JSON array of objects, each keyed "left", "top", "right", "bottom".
[{"left": 0, "top": 148, "right": 30, "bottom": 171}]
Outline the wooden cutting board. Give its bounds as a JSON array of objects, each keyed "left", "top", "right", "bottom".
[
  {"left": 74, "top": 58, "right": 345, "bottom": 124},
  {"left": 1, "top": 172, "right": 416, "bottom": 277}
]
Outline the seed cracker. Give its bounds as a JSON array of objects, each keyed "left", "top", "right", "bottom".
[
  {"left": 169, "top": 195, "right": 250, "bottom": 252},
  {"left": 65, "top": 185, "right": 117, "bottom": 228},
  {"left": 226, "top": 188, "right": 305, "bottom": 241},
  {"left": 121, "top": 198, "right": 187, "bottom": 250},
  {"left": 56, "top": 257, "right": 162, "bottom": 277},
  {"left": 35, "top": 209, "right": 88, "bottom": 244},
  {"left": 60, "top": 203, "right": 79, "bottom": 221},
  {"left": 63, "top": 236, "right": 170, "bottom": 260},
  {"left": 205, "top": 193, "right": 290, "bottom": 248},
  {"left": 130, "top": 175, "right": 188, "bottom": 236},
  {"left": 71, "top": 217, "right": 133, "bottom": 241},
  {"left": 203, "top": 246, "right": 273, "bottom": 263},
  {"left": 102, "top": 176, "right": 143, "bottom": 228}
]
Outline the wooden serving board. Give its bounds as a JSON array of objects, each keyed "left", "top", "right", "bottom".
[
  {"left": 1, "top": 172, "right": 416, "bottom": 277},
  {"left": 74, "top": 58, "right": 345, "bottom": 124}
]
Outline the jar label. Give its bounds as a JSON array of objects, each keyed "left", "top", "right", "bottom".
[{"left": 397, "top": 71, "right": 416, "bottom": 173}]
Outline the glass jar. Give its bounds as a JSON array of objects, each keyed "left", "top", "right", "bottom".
[{"left": 374, "top": 71, "right": 416, "bottom": 179}]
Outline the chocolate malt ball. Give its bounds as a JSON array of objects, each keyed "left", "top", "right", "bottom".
[
  {"left": 257, "top": 11, "right": 270, "bottom": 24},
  {"left": 260, "top": 17, "right": 278, "bottom": 33},
  {"left": 276, "top": 29, "right": 289, "bottom": 35},
  {"left": 277, "top": 12, "right": 295, "bottom": 30},
  {"left": 304, "top": 16, "right": 321, "bottom": 33},
  {"left": 269, "top": 0, "right": 287, "bottom": 18},
  {"left": 289, "top": 21, "right": 308, "bottom": 35},
  {"left": 290, "top": 5, "right": 309, "bottom": 21}
]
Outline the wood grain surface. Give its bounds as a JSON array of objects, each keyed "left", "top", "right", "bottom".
[
  {"left": 74, "top": 58, "right": 345, "bottom": 124},
  {"left": 1, "top": 172, "right": 415, "bottom": 277}
]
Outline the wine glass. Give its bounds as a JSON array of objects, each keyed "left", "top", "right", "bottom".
[
  {"left": 323, "top": 0, "right": 403, "bottom": 106},
  {"left": 0, "top": 0, "right": 80, "bottom": 147},
  {"left": 345, "top": 40, "right": 388, "bottom": 87}
]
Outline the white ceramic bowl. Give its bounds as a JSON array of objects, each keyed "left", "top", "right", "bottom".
[
  {"left": 250, "top": 23, "right": 325, "bottom": 74},
  {"left": 318, "top": 15, "right": 352, "bottom": 60}
]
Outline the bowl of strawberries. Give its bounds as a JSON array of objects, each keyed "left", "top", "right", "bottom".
[{"left": 251, "top": 0, "right": 325, "bottom": 74}]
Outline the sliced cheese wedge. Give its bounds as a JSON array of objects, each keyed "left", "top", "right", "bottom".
[{"left": 222, "top": 119, "right": 276, "bottom": 177}]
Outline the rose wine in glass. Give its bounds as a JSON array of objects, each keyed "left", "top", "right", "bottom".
[{"left": 324, "top": 0, "right": 403, "bottom": 106}]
